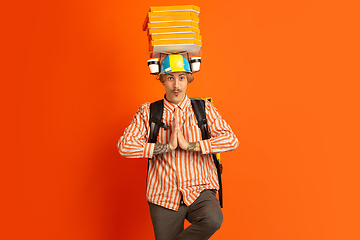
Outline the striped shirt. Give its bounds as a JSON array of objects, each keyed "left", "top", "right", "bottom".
[{"left": 118, "top": 95, "right": 239, "bottom": 211}]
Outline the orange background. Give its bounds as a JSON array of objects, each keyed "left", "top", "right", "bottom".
[{"left": 3, "top": 0, "right": 360, "bottom": 239}]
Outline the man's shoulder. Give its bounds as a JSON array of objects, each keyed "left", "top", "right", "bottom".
[
  {"left": 141, "top": 102, "right": 152, "bottom": 107},
  {"left": 133, "top": 102, "right": 151, "bottom": 116},
  {"left": 135, "top": 100, "right": 165, "bottom": 114}
]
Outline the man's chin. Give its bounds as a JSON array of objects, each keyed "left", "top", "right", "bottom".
[{"left": 168, "top": 93, "right": 184, "bottom": 104}]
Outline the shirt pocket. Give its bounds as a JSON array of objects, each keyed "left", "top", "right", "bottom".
[{"left": 184, "top": 124, "right": 202, "bottom": 142}]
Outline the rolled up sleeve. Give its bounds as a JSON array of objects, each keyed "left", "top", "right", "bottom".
[{"left": 118, "top": 103, "right": 154, "bottom": 158}]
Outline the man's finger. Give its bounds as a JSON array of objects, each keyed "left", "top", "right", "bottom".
[{"left": 172, "top": 115, "right": 176, "bottom": 131}]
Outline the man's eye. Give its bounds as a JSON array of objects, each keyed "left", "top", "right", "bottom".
[{"left": 168, "top": 77, "right": 173, "bottom": 81}]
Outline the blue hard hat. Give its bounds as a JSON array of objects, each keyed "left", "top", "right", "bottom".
[{"left": 160, "top": 54, "right": 192, "bottom": 74}]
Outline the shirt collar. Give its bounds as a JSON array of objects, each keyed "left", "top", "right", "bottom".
[{"left": 163, "top": 94, "right": 190, "bottom": 112}]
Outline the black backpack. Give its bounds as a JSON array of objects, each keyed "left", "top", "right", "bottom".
[{"left": 148, "top": 98, "right": 223, "bottom": 208}]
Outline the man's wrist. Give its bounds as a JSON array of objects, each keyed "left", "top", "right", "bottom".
[
  {"left": 187, "top": 142, "right": 199, "bottom": 151},
  {"left": 154, "top": 143, "right": 173, "bottom": 155}
]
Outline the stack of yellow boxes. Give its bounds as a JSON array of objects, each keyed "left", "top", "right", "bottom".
[{"left": 143, "top": 5, "right": 202, "bottom": 57}]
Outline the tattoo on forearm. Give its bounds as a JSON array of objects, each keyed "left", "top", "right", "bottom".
[
  {"left": 154, "top": 144, "right": 172, "bottom": 155},
  {"left": 187, "top": 142, "right": 197, "bottom": 151}
]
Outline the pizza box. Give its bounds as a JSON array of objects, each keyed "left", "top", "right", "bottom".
[
  {"left": 151, "top": 33, "right": 202, "bottom": 41},
  {"left": 149, "top": 26, "right": 200, "bottom": 35},
  {"left": 149, "top": 15, "right": 199, "bottom": 24},
  {"left": 146, "top": 21, "right": 199, "bottom": 31},
  {"left": 150, "top": 5, "right": 200, "bottom": 14}
]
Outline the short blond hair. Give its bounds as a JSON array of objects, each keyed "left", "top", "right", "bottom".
[{"left": 159, "top": 72, "right": 194, "bottom": 84}]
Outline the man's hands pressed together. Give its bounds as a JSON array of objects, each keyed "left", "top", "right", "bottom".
[
  {"left": 168, "top": 114, "right": 178, "bottom": 151},
  {"left": 153, "top": 112, "right": 200, "bottom": 155},
  {"left": 174, "top": 113, "right": 200, "bottom": 151}
]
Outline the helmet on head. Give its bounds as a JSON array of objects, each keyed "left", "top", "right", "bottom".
[{"left": 160, "top": 54, "right": 192, "bottom": 74}]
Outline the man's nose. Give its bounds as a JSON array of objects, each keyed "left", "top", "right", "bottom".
[{"left": 174, "top": 78, "right": 179, "bottom": 88}]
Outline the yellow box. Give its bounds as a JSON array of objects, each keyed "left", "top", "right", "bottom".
[
  {"left": 150, "top": 5, "right": 200, "bottom": 14},
  {"left": 149, "top": 27, "right": 200, "bottom": 35},
  {"left": 148, "top": 11, "right": 198, "bottom": 18},
  {"left": 144, "top": 11, "right": 199, "bottom": 30},
  {"left": 149, "top": 15, "right": 199, "bottom": 23},
  {"left": 151, "top": 33, "right": 202, "bottom": 41},
  {"left": 147, "top": 21, "right": 199, "bottom": 30}
]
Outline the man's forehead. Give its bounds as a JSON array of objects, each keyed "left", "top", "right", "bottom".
[{"left": 166, "top": 72, "right": 186, "bottom": 76}]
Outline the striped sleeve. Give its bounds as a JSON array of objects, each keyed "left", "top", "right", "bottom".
[
  {"left": 199, "top": 100, "right": 239, "bottom": 154},
  {"left": 117, "top": 103, "right": 155, "bottom": 158}
]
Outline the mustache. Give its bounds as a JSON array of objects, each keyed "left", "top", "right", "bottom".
[{"left": 172, "top": 89, "right": 182, "bottom": 93}]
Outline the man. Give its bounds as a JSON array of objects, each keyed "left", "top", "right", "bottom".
[{"left": 118, "top": 54, "right": 239, "bottom": 240}]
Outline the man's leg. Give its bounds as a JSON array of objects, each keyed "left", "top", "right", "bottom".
[
  {"left": 175, "top": 190, "right": 223, "bottom": 240},
  {"left": 148, "top": 202, "right": 187, "bottom": 240}
]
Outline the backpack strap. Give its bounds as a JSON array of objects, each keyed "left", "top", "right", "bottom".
[
  {"left": 147, "top": 100, "right": 168, "bottom": 184},
  {"left": 149, "top": 100, "right": 168, "bottom": 144},
  {"left": 191, "top": 99, "right": 224, "bottom": 208},
  {"left": 191, "top": 100, "right": 208, "bottom": 140}
]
